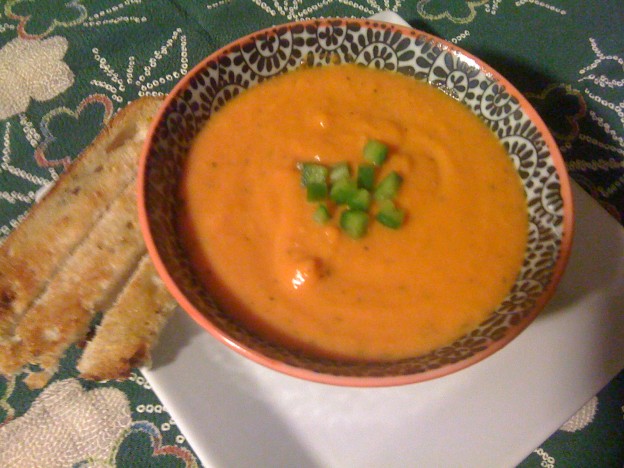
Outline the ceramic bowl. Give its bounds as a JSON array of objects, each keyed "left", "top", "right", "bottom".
[{"left": 138, "top": 18, "right": 574, "bottom": 387}]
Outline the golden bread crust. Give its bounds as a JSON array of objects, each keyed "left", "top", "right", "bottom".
[
  {"left": 0, "top": 96, "right": 181, "bottom": 387},
  {"left": 78, "top": 254, "right": 177, "bottom": 381},
  {"left": 0, "top": 97, "right": 163, "bottom": 342}
]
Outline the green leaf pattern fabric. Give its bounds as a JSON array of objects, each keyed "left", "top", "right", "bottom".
[{"left": 0, "top": 0, "right": 622, "bottom": 466}]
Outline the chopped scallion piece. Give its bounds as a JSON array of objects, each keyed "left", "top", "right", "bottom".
[
  {"left": 313, "top": 203, "right": 331, "bottom": 224},
  {"left": 363, "top": 139, "right": 388, "bottom": 166},
  {"left": 357, "top": 164, "right": 375, "bottom": 190},
  {"left": 347, "top": 188, "right": 372, "bottom": 211},
  {"left": 339, "top": 209, "right": 369, "bottom": 239},
  {"left": 306, "top": 182, "right": 328, "bottom": 201},
  {"left": 330, "top": 178, "right": 358, "bottom": 205},
  {"left": 376, "top": 200, "right": 405, "bottom": 229},
  {"left": 329, "top": 162, "right": 350, "bottom": 184},
  {"left": 374, "top": 171, "right": 403, "bottom": 201},
  {"left": 300, "top": 163, "right": 328, "bottom": 186}
]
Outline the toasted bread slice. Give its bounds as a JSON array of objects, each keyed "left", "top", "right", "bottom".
[
  {"left": 0, "top": 97, "right": 163, "bottom": 341},
  {"left": 6, "top": 182, "right": 146, "bottom": 385},
  {"left": 77, "top": 254, "right": 177, "bottom": 381}
]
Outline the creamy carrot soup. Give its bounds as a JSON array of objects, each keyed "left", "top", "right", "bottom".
[{"left": 178, "top": 64, "right": 528, "bottom": 361}]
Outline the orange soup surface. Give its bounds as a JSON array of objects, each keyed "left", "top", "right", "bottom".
[{"left": 178, "top": 64, "right": 528, "bottom": 361}]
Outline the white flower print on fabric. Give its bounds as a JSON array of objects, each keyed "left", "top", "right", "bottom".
[
  {"left": 0, "top": 378, "right": 132, "bottom": 466},
  {"left": 0, "top": 36, "right": 74, "bottom": 120}
]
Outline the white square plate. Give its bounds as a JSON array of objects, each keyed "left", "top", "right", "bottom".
[{"left": 143, "top": 12, "right": 624, "bottom": 466}]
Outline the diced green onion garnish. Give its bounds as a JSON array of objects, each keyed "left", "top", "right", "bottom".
[
  {"left": 297, "top": 138, "right": 407, "bottom": 238},
  {"left": 307, "top": 182, "right": 328, "bottom": 201},
  {"left": 300, "top": 163, "right": 328, "bottom": 186},
  {"left": 329, "top": 162, "right": 350, "bottom": 184},
  {"left": 339, "top": 209, "right": 369, "bottom": 239},
  {"left": 330, "top": 178, "right": 358, "bottom": 205},
  {"left": 356, "top": 164, "right": 375, "bottom": 190},
  {"left": 374, "top": 171, "right": 403, "bottom": 201},
  {"left": 347, "top": 188, "right": 371, "bottom": 211},
  {"left": 363, "top": 139, "right": 388, "bottom": 166},
  {"left": 313, "top": 203, "right": 331, "bottom": 224},
  {"left": 376, "top": 200, "right": 405, "bottom": 229}
]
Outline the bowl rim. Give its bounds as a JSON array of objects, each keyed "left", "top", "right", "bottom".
[{"left": 137, "top": 16, "right": 575, "bottom": 387}]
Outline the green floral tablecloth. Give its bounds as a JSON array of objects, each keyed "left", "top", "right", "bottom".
[{"left": 0, "top": 0, "right": 622, "bottom": 466}]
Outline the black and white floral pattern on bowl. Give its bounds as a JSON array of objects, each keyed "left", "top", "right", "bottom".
[{"left": 142, "top": 18, "right": 573, "bottom": 384}]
